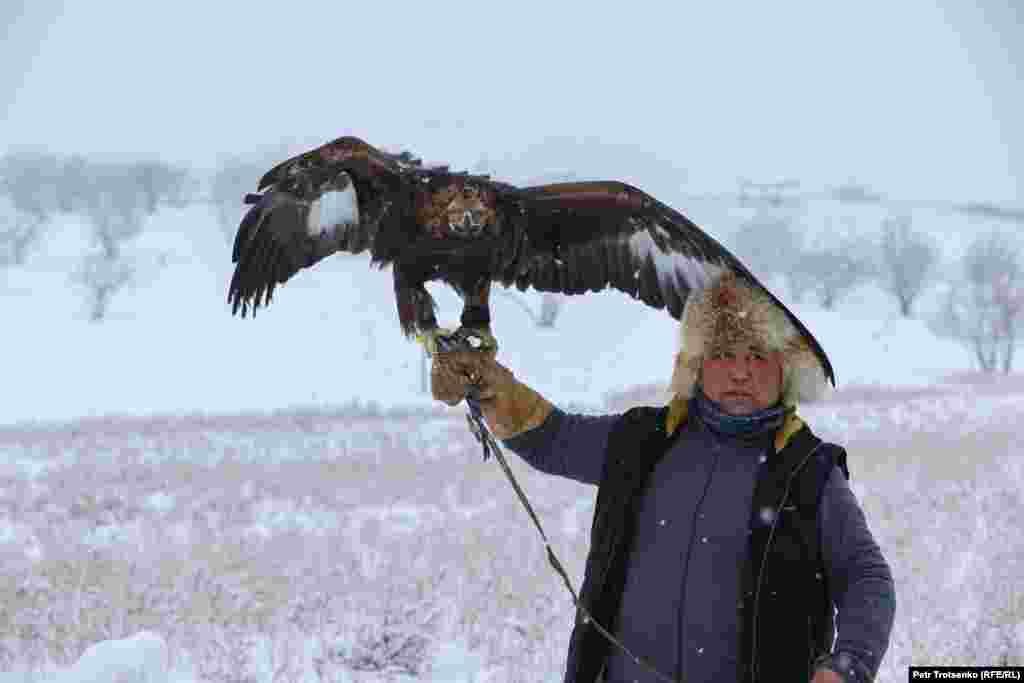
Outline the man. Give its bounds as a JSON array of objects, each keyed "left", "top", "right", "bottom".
[{"left": 432, "top": 272, "right": 895, "bottom": 683}]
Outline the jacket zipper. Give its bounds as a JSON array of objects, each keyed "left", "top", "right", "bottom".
[{"left": 749, "top": 443, "right": 822, "bottom": 682}]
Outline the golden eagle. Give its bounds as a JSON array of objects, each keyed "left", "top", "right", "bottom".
[{"left": 228, "top": 136, "right": 834, "bottom": 384}]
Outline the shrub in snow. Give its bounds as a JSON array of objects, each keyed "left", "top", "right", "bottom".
[
  {"left": 929, "top": 230, "right": 1023, "bottom": 373},
  {"left": 789, "top": 232, "right": 877, "bottom": 309},
  {"left": 730, "top": 210, "right": 804, "bottom": 287},
  {"left": 878, "top": 215, "right": 939, "bottom": 318},
  {"left": 342, "top": 618, "right": 432, "bottom": 676},
  {"left": 497, "top": 289, "right": 566, "bottom": 329}
]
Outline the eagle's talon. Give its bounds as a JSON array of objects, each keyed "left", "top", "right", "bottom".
[
  {"left": 422, "top": 326, "right": 499, "bottom": 356},
  {"left": 417, "top": 327, "right": 456, "bottom": 356},
  {"left": 450, "top": 327, "right": 499, "bottom": 355}
]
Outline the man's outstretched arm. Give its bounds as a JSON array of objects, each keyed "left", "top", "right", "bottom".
[
  {"left": 501, "top": 407, "right": 619, "bottom": 486},
  {"left": 432, "top": 351, "right": 618, "bottom": 485}
]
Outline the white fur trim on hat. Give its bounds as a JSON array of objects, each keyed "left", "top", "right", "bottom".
[{"left": 668, "top": 272, "right": 831, "bottom": 407}]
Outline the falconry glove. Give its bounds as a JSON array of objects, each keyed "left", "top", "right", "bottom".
[
  {"left": 431, "top": 349, "right": 498, "bottom": 405},
  {"left": 431, "top": 351, "right": 554, "bottom": 440}
]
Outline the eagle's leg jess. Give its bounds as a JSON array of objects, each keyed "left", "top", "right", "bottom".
[
  {"left": 453, "top": 281, "right": 498, "bottom": 354},
  {"left": 412, "top": 281, "right": 498, "bottom": 356}
]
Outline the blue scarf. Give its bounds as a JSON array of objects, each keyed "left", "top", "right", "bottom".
[{"left": 692, "top": 387, "right": 787, "bottom": 439}]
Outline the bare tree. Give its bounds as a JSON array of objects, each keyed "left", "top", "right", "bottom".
[
  {"left": 929, "top": 231, "right": 1023, "bottom": 373},
  {"left": 0, "top": 197, "right": 44, "bottom": 267},
  {"left": 0, "top": 152, "right": 189, "bottom": 275},
  {"left": 0, "top": 150, "right": 63, "bottom": 218},
  {"left": 71, "top": 160, "right": 160, "bottom": 321},
  {"left": 131, "top": 160, "right": 195, "bottom": 213},
  {"left": 878, "top": 215, "right": 939, "bottom": 317},
  {"left": 730, "top": 210, "right": 804, "bottom": 292},
  {"left": 537, "top": 293, "right": 564, "bottom": 327},
  {"left": 71, "top": 251, "right": 135, "bottom": 322},
  {"left": 54, "top": 154, "right": 96, "bottom": 213},
  {"left": 0, "top": 150, "right": 63, "bottom": 265},
  {"left": 81, "top": 163, "right": 150, "bottom": 260},
  {"left": 789, "top": 232, "right": 876, "bottom": 310},
  {"left": 498, "top": 289, "right": 565, "bottom": 328}
]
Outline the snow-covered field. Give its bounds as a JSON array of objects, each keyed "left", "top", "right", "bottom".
[{"left": 2, "top": 206, "right": 1023, "bottom": 680}]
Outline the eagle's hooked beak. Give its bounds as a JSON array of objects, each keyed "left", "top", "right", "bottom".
[{"left": 451, "top": 210, "right": 483, "bottom": 236}]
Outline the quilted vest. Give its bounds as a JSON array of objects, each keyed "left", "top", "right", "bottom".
[{"left": 564, "top": 404, "right": 849, "bottom": 683}]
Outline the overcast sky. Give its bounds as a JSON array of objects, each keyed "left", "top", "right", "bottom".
[{"left": 3, "top": 0, "right": 1022, "bottom": 204}]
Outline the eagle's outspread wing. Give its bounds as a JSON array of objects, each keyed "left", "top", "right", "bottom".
[
  {"left": 496, "top": 181, "right": 834, "bottom": 385},
  {"left": 228, "top": 137, "right": 404, "bottom": 317},
  {"left": 499, "top": 181, "right": 744, "bottom": 317}
]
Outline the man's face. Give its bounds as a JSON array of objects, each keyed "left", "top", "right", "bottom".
[{"left": 700, "top": 343, "right": 784, "bottom": 415}]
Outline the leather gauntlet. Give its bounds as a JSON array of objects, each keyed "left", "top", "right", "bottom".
[{"left": 431, "top": 351, "right": 554, "bottom": 440}]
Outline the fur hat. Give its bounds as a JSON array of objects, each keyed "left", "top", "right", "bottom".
[{"left": 669, "top": 272, "right": 831, "bottom": 407}]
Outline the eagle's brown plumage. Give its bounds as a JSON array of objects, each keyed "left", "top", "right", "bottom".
[{"left": 228, "top": 136, "right": 835, "bottom": 386}]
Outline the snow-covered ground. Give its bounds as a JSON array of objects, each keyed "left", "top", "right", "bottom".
[{"left": 1, "top": 205, "right": 1022, "bottom": 681}]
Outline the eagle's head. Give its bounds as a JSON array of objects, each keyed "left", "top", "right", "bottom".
[
  {"left": 421, "top": 179, "right": 498, "bottom": 239},
  {"left": 446, "top": 183, "right": 488, "bottom": 237}
]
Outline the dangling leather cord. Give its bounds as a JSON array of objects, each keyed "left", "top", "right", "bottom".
[{"left": 463, "top": 384, "right": 683, "bottom": 683}]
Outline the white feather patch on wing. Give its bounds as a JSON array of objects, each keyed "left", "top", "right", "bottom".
[
  {"left": 306, "top": 184, "right": 360, "bottom": 238},
  {"left": 624, "top": 223, "right": 725, "bottom": 296}
]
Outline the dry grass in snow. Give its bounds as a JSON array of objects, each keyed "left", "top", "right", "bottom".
[{"left": 1, "top": 379, "right": 1023, "bottom": 681}]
